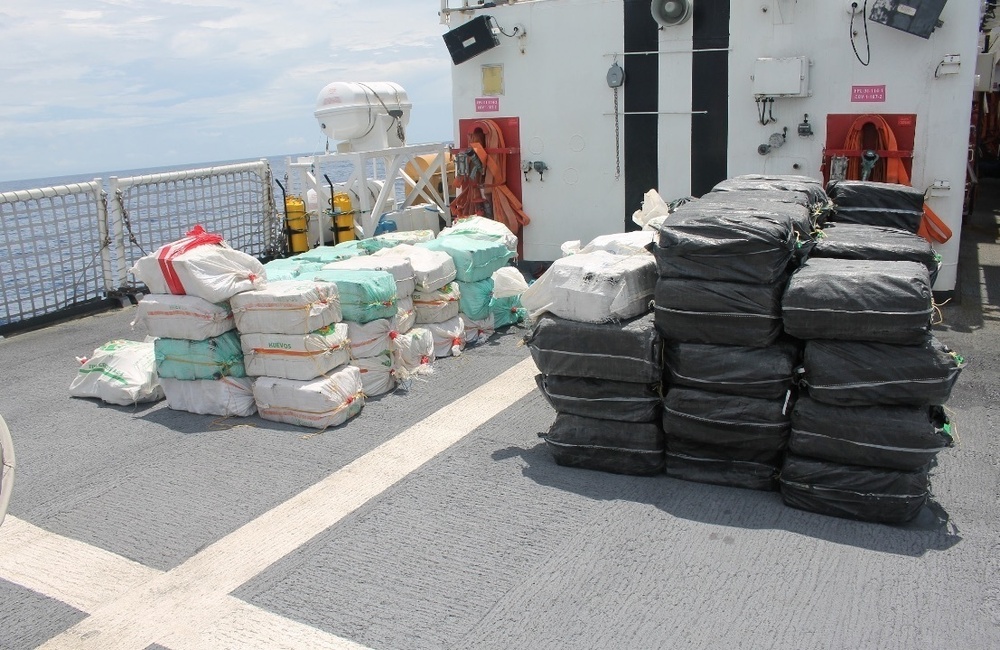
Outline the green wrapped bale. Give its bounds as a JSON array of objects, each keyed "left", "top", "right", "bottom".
[
  {"left": 491, "top": 295, "right": 527, "bottom": 328},
  {"left": 293, "top": 241, "right": 368, "bottom": 264},
  {"left": 419, "top": 235, "right": 514, "bottom": 282},
  {"left": 154, "top": 330, "right": 246, "bottom": 380},
  {"left": 457, "top": 278, "right": 494, "bottom": 321},
  {"left": 299, "top": 269, "right": 398, "bottom": 323}
]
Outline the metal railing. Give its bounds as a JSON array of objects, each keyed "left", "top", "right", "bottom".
[
  {"left": 0, "top": 160, "right": 280, "bottom": 332},
  {"left": 110, "top": 160, "right": 282, "bottom": 293},
  {"left": 0, "top": 180, "right": 110, "bottom": 329}
]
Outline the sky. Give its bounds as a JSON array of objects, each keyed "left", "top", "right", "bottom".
[{"left": 0, "top": 0, "right": 454, "bottom": 183}]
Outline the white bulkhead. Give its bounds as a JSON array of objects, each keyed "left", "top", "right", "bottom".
[{"left": 445, "top": 0, "right": 981, "bottom": 292}]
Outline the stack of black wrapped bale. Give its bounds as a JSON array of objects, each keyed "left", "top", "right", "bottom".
[
  {"left": 527, "top": 313, "right": 665, "bottom": 475},
  {"left": 780, "top": 252, "right": 963, "bottom": 524},
  {"left": 709, "top": 174, "right": 833, "bottom": 234},
  {"left": 826, "top": 180, "right": 925, "bottom": 234},
  {"left": 651, "top": 186, "right": 815, "bottom": 490},
  {"left": 809, "top": 221, "right": 941, "bottom": 284}
]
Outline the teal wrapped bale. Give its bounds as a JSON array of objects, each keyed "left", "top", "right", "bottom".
[
  {"left": 491, "top": 295, "right": 526, "bottom": 328},
  {"left": 154, "top": 330, "right": 246, "bottom": 380},
  {"left": 439, "top": 216, "right": 518, "bottom": 252},
  {"left": 357, "top": 229, "right": 436, "bottom": 253},
  {"left": 293, "top": 241, "right": 368, "bottom": 264},
  {"left": 457, "top": 278, "right": 494, "bottom": 321},
  {"left": 262, "top": 259, "right": 300, "bottom": 281},
  {"left": 300, "top": 269, "right": 397, "bottom": 323},
  {"left": 419, "top": 235, "right": 514, "bottom": 282},
  {"left": 262, "top": 258, "right": 324, "bottom": 281}
]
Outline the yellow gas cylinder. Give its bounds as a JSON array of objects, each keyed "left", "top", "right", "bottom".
[
  {"left": 331, "top": 192, "right": 355, "bottom": 242},
  {"left": 284, "top": 196, "right": 309, "bottom": 253}
]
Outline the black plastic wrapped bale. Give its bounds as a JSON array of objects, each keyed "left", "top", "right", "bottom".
[
  {"left": 664, "top": 339, "right": 800, "bottom": 399},
  {"left": 711, "top": 174, "right": 830, "bottom": 209},
  {"left": 782, "top": 258, "right": 932, "bottom": 344},
  {"left": 789, "top": 396, "right": 952, "bottom": 471},
  {"left": 652, "top": 202, "right": 797, "bottom": 284},
  {"left": 654, "top": 277, "right": 784, "bottom": 347},
  {"left": 779, "top": 454, "right": 930, "bottom": 524},
  {"left": 540, "top": 413, "right": 665, "bottom": 476},
  {"left": 696, "top": 190, "right": 823, "bottom": 239},
  {"left": 801, "top": 336, "right": 964, "bottom": 406},
  {"left": 662, "top": 387, "right": 791, "bottom": 465},
  {"left": 826, "top": 180, "right": 925, "bottom": 234},
  {"left": 811, "top": 222, "right": 940, "bottom": 282},
  {"left": 535, "top": 374, "right": 661, "bottom": 423},
  {"left": 525, "top": 313, "right": 662, "bottom": 383},
  {"left": 665, "top": 453, "right": 778, "bottom": 491}
]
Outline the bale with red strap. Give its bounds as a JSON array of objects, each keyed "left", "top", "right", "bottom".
[{"left": 130, "top": 225, "right": 266, "bottom": 303}]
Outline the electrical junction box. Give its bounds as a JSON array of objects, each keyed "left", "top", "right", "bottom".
[
  {"left": 752, "top": 57, "right": 810, "bottom": 98},
  {"left": 975, "top": 51, "right": 997, "bottom": 92},
  {"left": 868, "top": 0, "right": 947, "bottom": 39}
]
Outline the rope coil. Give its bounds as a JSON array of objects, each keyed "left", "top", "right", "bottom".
[{"left": 451, "top": 119, "right": 531, "bottom": 234}]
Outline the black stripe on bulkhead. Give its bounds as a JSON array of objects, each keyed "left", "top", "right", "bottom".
[
  {"left": 623, "top": 0, "right": 659, "bottom": 231},
  {"left": 691, "top": 0, "right": 731, "bottom": 197}
]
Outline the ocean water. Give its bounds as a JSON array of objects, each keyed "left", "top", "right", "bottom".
[{"left": 0, "top": 154, "right": 300, "bottom": 195}]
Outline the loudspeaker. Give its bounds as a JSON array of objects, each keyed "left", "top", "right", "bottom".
[
  {"left": 442, "top": 15, "right": 500, "bottom": 65},
  {"left": 651, "top": 0, "right": 693, "bottom": 28}
]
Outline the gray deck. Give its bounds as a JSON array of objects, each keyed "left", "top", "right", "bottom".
[{"left": 1, "top": 182, "right": 999, "bottom": 648}]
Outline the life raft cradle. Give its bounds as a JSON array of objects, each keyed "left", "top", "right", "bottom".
[{"left": 825, "top": 114, "right": 953, "bottom": 244}]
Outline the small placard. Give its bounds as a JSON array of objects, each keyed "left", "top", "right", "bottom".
[
  {"left": 851, "top": 85, "right": 886, "bottom": 102},
  {"left": 475, "top": 97, "right": 500, "bottom": 112}
]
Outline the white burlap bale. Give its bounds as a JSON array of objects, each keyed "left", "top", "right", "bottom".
[
  {"left": 253, "top": 366, "right": 364, "bottom": 429},
  {"left": 231, "top": 280, "right": 341, "bottom": 335},
  {"left": 425, "top": 316, "right": 466, "bottom": 358},
  {"left": 347, "top": 319, "right": 394, "bottom": 359},
  {"left": 371, "top": 244, "right": 456, "bottom": 292},
  {"left": 492, "top": 266, "right": 529, "bottom": 298},
  {"left": 240, "top": 324, "right": 350, "bottom": 380},
  {"left": 391, "top": 296, "right": 416, "bottom": 334},
  {"left": 160, "top": 376, "right": 256, "bottom": 417},
  {"left": 413, "top": 282, "right": 461, "bottom": 324},
  {"left": 392, "top": 328, "right": 434, "bottom": 378},
  {"left": 130, "top": 226, "right": 265, "bottom": 303},
  {"left": 520, "top": 251, "right": 656, "bottom": 323},
  {"left": 350, "top": 351, "right": 397, "bottom": 396},
  {"left": 461, "top": 313, "right": 496, "bottom": 346},
  {"left": 577, "top": 231, "right": 656, "bottom": 256},
  {"left": 134, "top": 293, "right": 235, "bottom": 341},
  {"left": 69, "top": 340, "right": 163, "bottom": 406}
]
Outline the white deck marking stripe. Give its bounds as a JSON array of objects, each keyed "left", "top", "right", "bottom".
[
  {"left": 0, "top": 516, "right": 161, "bottom": 612},
  {"left": 0, "top": 518, "right": 363, "bottom": 649},
  {"left": 33, "top": 357, "right": 537, "bottom": 649}
]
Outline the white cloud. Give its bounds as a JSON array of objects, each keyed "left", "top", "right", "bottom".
[{"left": 0, "top": 0, "right": 453, "bottom": 183}]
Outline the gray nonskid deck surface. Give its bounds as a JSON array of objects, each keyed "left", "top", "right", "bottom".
[
  {"left": 0, "top": 308, "right": 531, "bottom": 573},
  {"left": 0, "top": 579, "right": 87, "bottom": 649},
  {"left": 236, "top": 385, "right": 990, "bottom": 649},
  {"left": 2, "top": 182, "right": 1000, "bottom": 649}
]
